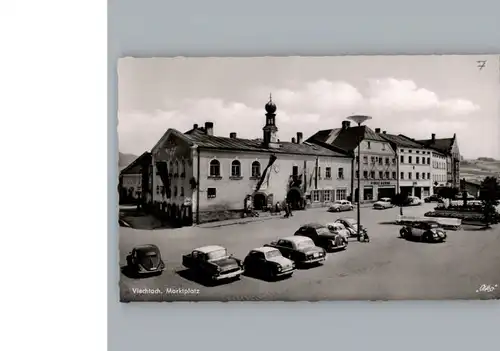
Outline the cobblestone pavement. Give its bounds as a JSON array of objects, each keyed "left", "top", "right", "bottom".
[{"left": 119, "top": 203, "right": 500, "bottom": 301}]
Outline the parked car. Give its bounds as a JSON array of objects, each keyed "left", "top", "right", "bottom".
[
  {"left": 373, "top": 198, "right": 394, "bottom": 209},
  {"left": 326, "top": 222, "right": 350, "bottom": 242},
  {"left": 294, "top": 223, "right": 347, "bottom": 251},
  {"left": 408, "top": 196, "right": 422, "bottom": 206},
  {"left": 334, "top": 217, "right": 368, "bottom": 238},
  {"left": 265, "top": 236, "right": 326, "bottom": 266},
  {"left": 243, "top": 247, "right": 295, "bottom": 279},
  {"left": 424, "top": 194, "right": 443, "bottom": 203},
  {"left": 328, "top": 200, "right": 354, "bottom": 212},
  {"left": 126, "top": 244, "right": 165, "bottom": 275},
  {"left": 455, "top": 192, "right": 475, "bottom": 200},
  {"left": 399, "top": 221, "right": 447, "bottom": 243},
  {"left": 182, "top": 245, "right": 244, "bottom": 281}
]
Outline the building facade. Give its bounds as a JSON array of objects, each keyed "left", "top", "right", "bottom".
[
  {"left": 417, "top": 133, "right": 461, "bottom": 189},
  {"left": 308, "top": 121, "right": 398, "bottom": 202},
  {"left": 119, "top": 152, "right": 150, "bottom": 203},
  {"left": 148, "top": 99, "right": 353, "bottom": 225}
]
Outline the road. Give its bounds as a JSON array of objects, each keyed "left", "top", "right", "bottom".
[{"left": 119, "top": 203, "right": 500, "bottom": 301}]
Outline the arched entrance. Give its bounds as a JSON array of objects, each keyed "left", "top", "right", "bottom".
[
  {"left": 253, "top": 193, "right": 267, "bottom": 210},
  {"left": 287, "top": 187, "right": 303, "bottom": 210}
]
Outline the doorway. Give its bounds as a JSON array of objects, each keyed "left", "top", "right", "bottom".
[{"left": 253, "top": 193, "right": 267, "bottom": 210}]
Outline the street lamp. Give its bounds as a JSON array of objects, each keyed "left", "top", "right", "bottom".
[{"left": 347, "top": 115, "right": 372, "bottom": 241}]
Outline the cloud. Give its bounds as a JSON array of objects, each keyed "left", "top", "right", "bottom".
[
  {"left": 367, "top": 78, "right": 480, "bottom": 115},
  {"left": 118, "top": 78, "right": 481, "bottom": 155}
]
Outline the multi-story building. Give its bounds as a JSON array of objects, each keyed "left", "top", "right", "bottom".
[
  {"left": 148, "top": 98, "right": 353, "bottom": 225},
  {"left": 308, "top": 121, "right": 398, "bottom": 202},
  {"left": 430, "top": 150, "right": 448, "bottom": 194},
  {"left": 417, "top": 133, "right": 461, "bottom": 188},
  {"left": 118, "top": 151, "right": 150, "bottom": 203},
  {"left": 379, "top": 132, "right": 434, "bottom": 198}
]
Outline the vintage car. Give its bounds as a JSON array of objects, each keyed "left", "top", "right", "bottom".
[
  {"left": 373, "top": 198, "right": 394, "bottom": 210},
  {"left": 399, "top": 221, "right": 447, "bottom": 243},
  {"left": 182, "top": 245, "right": 244, "bottom": 281},
  {"left": 408, "top": 196, "right": 422, "bottom": 206},
  {"left": 126, "top": 244, "right": 165, "bottom": 275},
  {"left": 243, "top": 247, "right": 295, "bottom": 279},
  {"left": 424, "top": 194, "right": 444, "bottom": 203},
  {"left": 294, "top": 223, "right": 347, "bottom": 251},
  {"left": 326, "top": 222, "right": 350, "bottom": 242},
  {"left": 334, "top": 217, "right": 367, "bottom": 238},
  {"left": 328, "top": 200, "right": 354, "bottom": 212},
  {"left": 265, "top": 236, "right": 326, "bottom": 266}
]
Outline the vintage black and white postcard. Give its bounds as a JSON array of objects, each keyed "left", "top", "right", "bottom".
[{"left": 118, "top": 55, "right": 500, "bottom": 302}]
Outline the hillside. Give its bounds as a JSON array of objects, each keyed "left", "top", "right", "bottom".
[
  {"left": 119, "top": 152, "right": 138, "bottom": 170},
  {"left": 461, "top": 158, "right": 500, "bottom": 183}
]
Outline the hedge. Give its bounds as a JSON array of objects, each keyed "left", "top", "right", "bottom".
[{"left": 425, "top": 211, "right": 500, "bottom": 223}]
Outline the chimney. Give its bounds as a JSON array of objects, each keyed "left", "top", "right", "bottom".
[
  {"left": 205, "top": 122, "right": 214, "bottom": 136},
  {"left": 296, "top": 132, "right": 303, "bottom": 144},
  {"left": 375, "top": 128, "right": 381, "bottom": 133},
  {"left": 291, "top": 137, "right": 296, "bottom": 143},
  {"left": 341, "top": 120, "right": 351, "bottom": 130},
  {"left": 431, "top": 133, "right": 436, "bottom": 141},
  {"left": 382, "top": 131, "right": 387, "bottom": 134},
  {"left": 193, "top": 123, "right": 198, "bottom": 129},
  {"left": 229, "top": 132, "right": 237, "bottom": 139}
]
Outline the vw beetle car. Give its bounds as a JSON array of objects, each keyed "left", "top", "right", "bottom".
[
  {"left": 328, "top": 200, "right": 354, "bottom": 212},
  {"left": 295, "top": 223, "right": 347, "bottom": 251},
  {"left": 399, "top": 221, "right": 447, "bottom": 243},
  {"left": 265, "top": 236, "right": 326, "bottom": 266},
  {"left": 182, "top": 245, "right": 244, "bottom": 281},
  {"left": 373, "top": 198, "right": 394, "bottom": 210},
  {"left": 126, "top": 244, "right": 165, "bottom": 275},
  {"left": 424, "top": 194, "right": 443, "bottom": 203},
  {"left": 334, "top": 218, "right": 366, "bottom": 238},
  {"left": 326, "top": 222, "right": 350, "bottom": 242},
  {"left": 243, "top": 247, "right": 295, "bottom": 280}
]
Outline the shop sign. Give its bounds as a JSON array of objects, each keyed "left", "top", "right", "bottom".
[{"left": 370, "top": 181, "right": 392, "bottom": 186}]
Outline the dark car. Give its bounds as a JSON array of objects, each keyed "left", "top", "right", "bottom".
[
  {"left": 243, "top": 247, "right": 295, "bottom": 280},
  {"left": 264, "top": 236, "right": 326, "bottom": 266},
  {"left": 182, "top": 245, "right": 244, "bottom": 281},
  {"left": 294, "top": 223, "right": 347, "bottom": 251},
  {"left": 399, "top": 221, "right": 447, "bottom": 243},
  {"left": 126, "top": 244, "right": 165, "bottom": 275},
  {"left": 424, "top": 194, "right": 444, "bottom": 203}
]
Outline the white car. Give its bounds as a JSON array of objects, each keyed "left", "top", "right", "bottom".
[
  {"left": 326, "top": 222, "right": 350, "bottom": 242},
  {"left": 408, "top": 196, "right": 422, "bottom": 206},
  {"left": 373, "top": 197, "right": 394, "bottom": 210},
  {"left": 328, "top": 200, "right": 354, "bottom": 212}
]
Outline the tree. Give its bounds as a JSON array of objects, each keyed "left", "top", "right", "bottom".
[
  {"left": 437, "top": 187, "right": 459, "bottom": 208},
  {"left": 392, "top": 192, "right": 409, "bottom": 216},
  {"left": 479, "top": 177, "right": 500, "bottom": 228}
]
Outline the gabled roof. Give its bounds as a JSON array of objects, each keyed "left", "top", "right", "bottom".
[
  {"left": 379, "top": 133, "right": 425, "bottom": 148},
  {"left": 416, "top": 135, "right": 455, "bottom": 154},
  {"left": 120, "top": 152, "right": 151, "bottom": 175},
  {"left": 306, "top": 126, "right": 386, "bottom": 152},
  {"left": 181, "top": 128, "right": 349, "bottom": 157}
]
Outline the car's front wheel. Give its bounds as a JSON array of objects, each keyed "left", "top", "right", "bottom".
[{"left": 399, "top": 229, "right": 406, "bottom": 238}]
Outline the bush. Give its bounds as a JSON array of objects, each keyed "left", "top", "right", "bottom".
[
  {"left": 435, "top": 204, "right": 483, "bottom": 213},
  {"left": 425, "top": 210, "right": 500, "bottom": 223}
]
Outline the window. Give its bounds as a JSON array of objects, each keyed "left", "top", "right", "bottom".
[
  {"left": 382, "top": 143, "right": 386, "bottom": 150},
  {"left": 363, "top": 156, "right": 368, "bottom": 164},
  {"left": 422, "top": 173, "right": 425, "bottom": 180},
  {"left": 366, "top": 141, "right": 371, "bottom": 149},
  {"left": 174, "top": 160, "right": 179, "bottom": 174},
  {"left": 312, "top": 190, "right": 320, "bottom": 202},
  {"left": 400, "top": 172, "right": 404, "bottom": 180},
  {"left": 207, "top": 188, "right": 216, "bottom": 199},
  {"left": 408, "top": 150, "right": 412, "bottom": 153},
  {"left": 400, "top": 155, "right": 404, "bottom": 163},
  {"left": 156, "top": 185, "right": 160, "bottom": 194},
  {"left": 408, "top": 156, "right": 412, "bottom": 163},
  {"left": 416, "top": 172, "right": 420, "bottom": 180},
  {"left": 371, "top": 156, "right": 375, "bottom": 164},
  {"left": 251, "top": 161, "right": 261, "bottom": 177},
  {"left": 318, "top": 167, "right": 322, "bottom": 179},
  {"left": 181, "top": 160, "right": 186, "bottom": 177},
  {"left": 323, "top": 190, "right": 331, "bottom": 202},
  {"left": 338, "top": 167, "right": 344, "bottom": 179},
  {"left": 427, "top": 157, "right": 430, "bottom": 164},
  {"left": 231, "top": 160, "right": 241, "bottom": 177},
  {"left": 370, "top": 171, "right": 375, "bottom": 179},
  {"left": 378, "top": 157, "right": 383, "bottom": 165},
  {"left": 363, "top": 171, "right": 368, "bottom": 179},
  {"left": 355, "top": 156, "right": 359, "bottom": 163},
  {"left": 209, "top": 159, "right": 220, "bottom": 177},
  {"left": 416, "top": 150, "right": 420, "bottom": 154},
  {"left": 392, "top": 158, "right": 396, "bottom": 164},
  {"left": 378, "top": 171, "right": 383, "bottom": 179},
  {"left": 427, "top": 172, "right": 430, "bottom": 179},
  {"left": 292, "top": 165, "right": 298, "bottom": 176},
  {"left": 180, "top": 187, "right": 185, "bottom": 196},
  {"left": 174, "top": 186, "right": 178, "bottom": 197},
  {"left": 336, "top": 189, "right": 347, "bottom": 201},
  {"left": 408, "top": 172, "right": 412, "bottom": 180},
  {"left": 416, "top": 157, "right": 420, "bottom": 164},
  {"left": 325, "top": 167, "right": 331, "bottom": 179},
  {"left": 356, "top": 171, "right": 359, "bottom": 178},
  {"left": 385, "top": 171, "right": 390, "bottom": 179},
  {"left": 385, "top": 157, "right": 390, "bottom": 165},
  {"left": 401, "top": 149, "right": 405, "bottom": 152},
  {"left": 392, "top": 172, "right": 396, "bottom": 179}
]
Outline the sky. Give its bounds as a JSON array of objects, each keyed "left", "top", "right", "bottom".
[{"left": 118, "top": 55, "right": 499, "bottom": 159}]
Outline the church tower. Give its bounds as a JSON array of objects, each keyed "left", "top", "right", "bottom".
[{"left": 263, "top": 94, "right": 279, "bottom": 148}]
